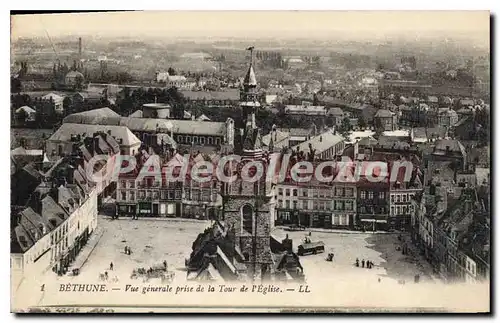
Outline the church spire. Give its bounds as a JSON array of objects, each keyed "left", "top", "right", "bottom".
[{"left": 243, "top": 46, "right": 257, "bottom": 87}]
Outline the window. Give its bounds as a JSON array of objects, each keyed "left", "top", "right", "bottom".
[
  {"left": 402, "top": 194, "right": 407, "bottom": 202},
  {"left": 121, "top": 191, "right": 126, "bottom": 201},
  {"left": 345, "top": 188, "right": 354, "bottom": 197},
  {"left": 391, "top": 206, "right": 395, "bottom": 215},
  {"left": 208, "top": 137, "right": 213, "bottom": 145},
  {"left": 396, "top": 206, "right": 401, "bottom": 215},
  {"left": 215, "top": 138, "right": 221, "bottom": 145},
  {"left": 396, "top": 195, "right": 401, "bottom": 202},
  {"left": 313, "top": 190, "right": 318, "bottom": 198},
  {"left": 335, "top": 201, "right": 343, "bottom": 210},
  {"left": 200, "top": 137, "right": 205, "bottom": 145},
  {"left": 130, "top": 191, "right": 135, "bottom": 201},
  {"left": 379, "top": 192, "right": 385, "bottom": 199},
  {"left": 293, "top": 189, "right": 298, "bottom": 197},
  {"left": 130, "top": 181, "right": 135, "bottom": 188},
  {"left": 285, "top": 189, "right": 290, "bottom": 197},
  {"left": 368, "top": 192, "right": 374, "bottom": 199},
  {"left": 391, "top": 195, "right": 395, "bottom": 203},
  {"left": 193, "top": 136, "right": 198, "bottom": 144},
  {"left": 278, "top": 188, "right": 283, "bottom": 196},
  {"left": 345, "top": 201, "right": 353, "bottom": 211},
  {"left": 360, "top": 191, "right": 366, "bottom": 199},
  {"left": 302, "top": 190, "right": 308, "bottom": 197},
  {"left": 285, "top": 200, "right": 290, "bottom": 209},
  {"left": 242, "top": 204, "right": 253, "bottom": 234}
]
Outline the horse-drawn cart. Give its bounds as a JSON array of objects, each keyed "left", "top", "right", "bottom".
[{"left": 130, "top": 263, "right": 175, "bottom": 283}]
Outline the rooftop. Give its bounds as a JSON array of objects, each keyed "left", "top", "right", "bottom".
[
  {"left": 49, "top": 123, "right": 141, "bottom": 147},
  {"left": 291, "top": 129, "right": 344, "bottom": 156}
]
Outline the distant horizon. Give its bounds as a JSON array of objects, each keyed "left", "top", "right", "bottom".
[{"left": 11, "top": 11, "right": 490, "bottom": 47}]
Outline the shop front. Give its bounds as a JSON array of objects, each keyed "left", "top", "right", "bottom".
[
  {"left": 138, "top": 202, "right": 152, "bottom": 217},
  {"left": 117, "top": 204, "right": 137, "bottom": 217},
  {"left": 276, "top": 209, "right": 294, "bottom": 226},
  {"left": 359, "top": 217, "right": 389, "bottom": 232}
]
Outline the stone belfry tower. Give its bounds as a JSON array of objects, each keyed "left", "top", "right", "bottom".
[
  {"left": 237, "top": 46, "right": 263, "bottom": 159},
  {"left": 221, "top": 46, "right": 275, "bottom": 281}
]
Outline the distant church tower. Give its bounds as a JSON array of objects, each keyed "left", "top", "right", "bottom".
[
  {"left": 221, "top": 46, "right": 275, "bottom": 281},
  {"left": 237, "top": 46, "right": 263, "bottom": 159}
]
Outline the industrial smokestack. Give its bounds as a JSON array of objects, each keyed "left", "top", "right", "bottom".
[{"left": 78, "top": 37, "right": 82, "bottom": 60}]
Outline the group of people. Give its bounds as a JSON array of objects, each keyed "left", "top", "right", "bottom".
[
  {"left": 355, "top": 258, "right": 375, "bottom": 269},
  {"left": 124, "top": 246, "right": 132, "bottom": 255}
]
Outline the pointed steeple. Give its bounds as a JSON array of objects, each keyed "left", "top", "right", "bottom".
[{"left": 243, "top": 65, "right": 257, "bottom": 87}]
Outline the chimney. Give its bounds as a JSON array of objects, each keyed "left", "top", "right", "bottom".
[
  {"left": 66, "top": 165, "right": 75, "bottom": 184},
  {"left": 93, "top": 136, "right": 100, "bottom": 154},
  {"left": 31, "top": 191, "right": 42, "bottom": 214},
  {"left": 78, "top": 37, "right": 82, "bottom": 60}
]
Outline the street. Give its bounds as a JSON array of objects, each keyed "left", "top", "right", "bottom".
[
  {"left": 77, "top": 214, "right": 210, "bottom": 284},
  {"left": 74, "top": 214, "right": 435, "bottom": 286},
  {"left": 277, "top": 229, "right": 436, "bottom": 286}
]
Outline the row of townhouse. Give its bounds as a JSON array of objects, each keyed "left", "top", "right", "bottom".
[
  {"left": 11, "top": 132, "right": 119, "bottom": 293},
  {"left": 275, "top": 178, "right": 357, "bottom": 229},
  {"left": 274, "top": 157, "right": 424, "bottom": 231},
  {"left": 411, "top": 185, "right": 490, "bottom": 283},
  {"left": 116, "top": 151, "right": 222, "bottom": 219}
]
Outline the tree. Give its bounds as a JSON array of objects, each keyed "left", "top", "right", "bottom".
[
  {"left": 358, "top": 115, "right": 367, "bottom": 129},
  {"left": 11, "top": 77, "right": 22, "bottom": 93},
  {"left": 168, "top": 67, "right": 176, "bottom": 76},
  {"left": 339, "top": 117, "right": 352, "bottom": 139},
  {"left": 74, "top": 74, "right": 84, "bottom": 90}
]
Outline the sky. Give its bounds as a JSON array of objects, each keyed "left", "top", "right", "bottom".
[{"left": 11, "top": 11, "right": 490, "bottom": 41}]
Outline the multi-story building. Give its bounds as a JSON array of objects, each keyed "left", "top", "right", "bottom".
[
  {"left": 388, "top": 161, "right": 424, "bottom": 230},
  {"left": 291, "top": 129, "right": 345, "bottom": 161},
  {"left": 274, "top": 161, "right": 357, "bottom": 229},
  {"left": 374, "top": 109, "right": 397, "bottom": 132},
  {"left": 11, "top": 133, "right": 118, "bottom": 294},
  {"left": 356, "top": 173, "right": 390, "bottom": 231},
  {"left": 47, "top": 123, "right": 141, "bottom": 157},
  {"left": 63, "top": 109, "right": 235, "bottom": 153},
  {"left": 116, "top": 152, "right": 222, "bottom": 219}
]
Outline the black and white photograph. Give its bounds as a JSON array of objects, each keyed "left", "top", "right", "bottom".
[{"left": 9, "top": 10, "right": 491, "bottom": 313}]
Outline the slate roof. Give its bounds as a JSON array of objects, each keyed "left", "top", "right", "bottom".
[
  {"left": 63, "top": 107, "right": 120, "bottom": 124},
  {"left": 49, "top": 123, "right": 141, "bottom": 147},
  {"left": 291, "top": 130, "right": 344, "bottom": 156},
  {"left": 375, "top": 109, "right": 394, "bottom": 118}
]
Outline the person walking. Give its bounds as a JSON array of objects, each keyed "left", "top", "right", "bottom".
[
  {"left": 110, "top": 262, "right": 114, "bottom": 271},
  {"left": 361, "top": 259, "right": 365, "bottom": 268},
  {"left": 355, "top": 258, "right": 359, "bottom": 267}
]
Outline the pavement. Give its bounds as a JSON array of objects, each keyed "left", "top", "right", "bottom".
[
  {"left": 102, "top": 215, "right": 211, "bottom": 224},
  {"left": 275, "top": 225, "right": 400, "bottom": 235},
  {"left": 68, "top": 227, "right": 105, "bottom": 273}
]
